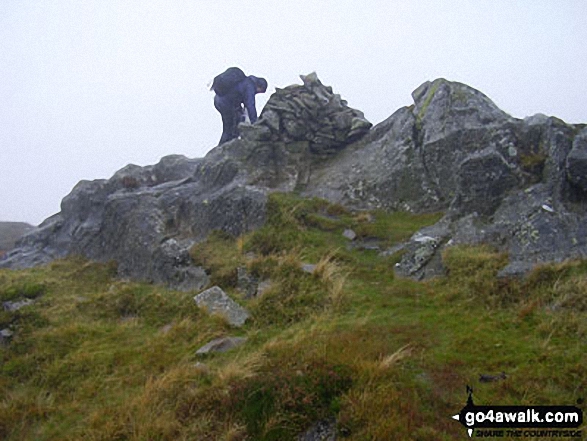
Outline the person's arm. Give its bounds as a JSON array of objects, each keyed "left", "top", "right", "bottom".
[{"left": 242, "top": 81, "right": 258, "bottom": 123}]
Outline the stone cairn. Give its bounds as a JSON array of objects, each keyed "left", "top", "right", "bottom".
[{"left": 241, "top": 72, "right": 372, "bottom": 155}]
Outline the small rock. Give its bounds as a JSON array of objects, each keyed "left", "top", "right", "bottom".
[
  {"left": 194, "top": 286, "right": 250, "bottom": 327},
  {"left": 479, "top": 372, "right": 507, "bottom": 383},
  {"left": 298, "top": 417, "right": 337, "bottom": 441},
  {"left": 302, "top": 263, "right": 317, "bottom": 274},
  {"left": 342, "top": 229, "right": 357, "bottom": 241},
  {"left": 347, "top": 237, "right": 381, "bottom": 251},
  {"left": 1, "top": 328, "right": 14, "bottom": 345},
  {"left": 396, "top": 247, "right": 447, "bottom": 280},
  {"left": 497, "top": 261, "right": 537, "bottom": 279},
  {"left": 196, "top": 336, "right": 247, "bottom": 355},
  {"left": 0, "top": 328, "right": 13, "bottom": 337},
  {"left": 379, "top": 243, "right": 406, "bottom": 257},
  {"left": 237, "top": 267, "right": 259, "bottom": 299},
  {"left": 412, "top": 233, "right": 437, "bottom": 244},
  {"left": 2, "top": 298, "right": 34, "bottom": 312},
  {"left": 256, "top": 280, "right": 273, "bottom": 297}
]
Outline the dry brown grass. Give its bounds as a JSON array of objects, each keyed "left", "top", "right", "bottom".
[
  {"left": 378, "top": 343, "right": 413, "bottom": 369},
  {"left": 314, "top": 249, "right": 349, "bottom": 310},
  {"left": 214, "top": 351, "right": 266, "bottom": 385}
]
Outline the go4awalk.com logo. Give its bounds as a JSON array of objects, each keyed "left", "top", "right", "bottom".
[{"left": 452, "top": 387, "right": 583, "bottom": 438}]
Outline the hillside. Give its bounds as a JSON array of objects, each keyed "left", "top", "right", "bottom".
[
  {"left": 0, "top": 194, "right": 585, "bottom": 440},
  {"left": 0, "top": 222, "right": 34, "bottom": 255},
  {"left": 1, "top": 74, "right": 587, "bottom": 439}
]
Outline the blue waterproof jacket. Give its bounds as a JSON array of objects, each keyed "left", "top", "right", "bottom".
[{"left": 215, "top": 75, "right": 262, "bottom": 123}]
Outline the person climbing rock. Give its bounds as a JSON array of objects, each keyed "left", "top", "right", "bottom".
[{"left": 211, "top": 67, "right": 268, "bottom": 145}]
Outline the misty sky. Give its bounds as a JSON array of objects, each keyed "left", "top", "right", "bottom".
[{"left": 1, "top": 0, "right": 586, "bottom": 225}]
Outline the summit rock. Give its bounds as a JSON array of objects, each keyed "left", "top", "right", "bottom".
[{"left": 3, "top": 76, "right": 587, "bottom": 284}]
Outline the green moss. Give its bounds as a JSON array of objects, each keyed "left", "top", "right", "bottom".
[
  {"left": 417, "top": 79, "right": 442, "bottom": 121},
  {"left": 520, "top": 150, "right": 547, "bottom": 176},
  {"left": 0, "top": 282, "right": 46, "bottom": 302}
]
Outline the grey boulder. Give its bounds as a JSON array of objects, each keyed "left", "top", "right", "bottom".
[
  {"left": 195, "top": 336, "right": 248, "bottom": 355},
  {"left": 194, "top": 286, "right": 250, "bottom": 327}
]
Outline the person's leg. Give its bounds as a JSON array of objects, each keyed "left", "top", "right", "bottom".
[
  {"left": 215, "top": 96, "right": 238, "bottom": 145},
  {"left": 220, "top": 111, "right": 237, "bottom": 144}
]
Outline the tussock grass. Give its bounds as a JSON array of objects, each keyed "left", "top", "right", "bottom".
[
  {"left": 378, "top": 343, "right": 413, "bottom": 369},
  {"left": 190, "top": 229, "right": 246, "bottom": 288},
  {"left": 247, "top": 250, "right": 328, "bottom": 327},
  {"left": 214, "top": 351, "right": 266, "bottom": 384},
  {"left": 314, "top": 249, "right": 348, "bottom": 310},
  {"left": 1, "top": 194, "right": 586, "bottom": 440},
  {"left": 440, "top": 244, "right": 512, "bottom": 305}
]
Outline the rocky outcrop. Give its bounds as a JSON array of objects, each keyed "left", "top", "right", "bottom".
[
  {"left": 303, "top": 79, "right": 530, "bottom": 211},
  {"left": 333, "top": 79, "right": 587, "bottom": 279},
  {"left": 0, "top": 222, "right": 34, "bottom": 254},
  {"left": 2, "top": 75, "right": 587, "bottom": 283},
  {"left": 297, "top": 78, "right": 587, "bottom": 278},
  {"left": 0, "top": 153, "right": 267, "bottom": 290}
]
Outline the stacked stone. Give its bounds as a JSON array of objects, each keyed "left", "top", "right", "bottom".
[{"left": 250, "top": 72, "right": 372, "bottom": 154}]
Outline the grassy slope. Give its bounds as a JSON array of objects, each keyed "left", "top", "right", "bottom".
[{"left": 0, "top": 193, "right": 585, "bottom": 440}]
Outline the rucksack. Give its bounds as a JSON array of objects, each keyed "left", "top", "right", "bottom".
[{"left": 211, "top": 67, "right": 246, "bottom": 96}]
